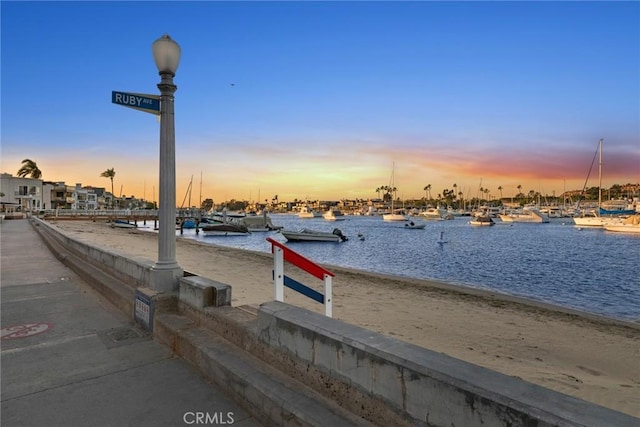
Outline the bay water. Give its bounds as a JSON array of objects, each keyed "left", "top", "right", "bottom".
[{"left": 161, "top": 215, "right": 640, "bottom": 322}]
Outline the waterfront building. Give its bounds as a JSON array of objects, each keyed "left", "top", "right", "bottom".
[{"left": 0, "top": 173, "right": 44, "bottom": 212}]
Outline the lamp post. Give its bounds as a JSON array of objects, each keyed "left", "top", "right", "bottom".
[{"left": 150, "top": 34, "right": 183, "bottom": 291}]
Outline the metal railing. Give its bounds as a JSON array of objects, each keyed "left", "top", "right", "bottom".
[{"left": 42, "top": 209, "right": 160, "bottom": 217}]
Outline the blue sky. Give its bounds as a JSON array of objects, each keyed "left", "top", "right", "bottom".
[{"left": 2, "top": 1, "right": 638, "bottom": 204}]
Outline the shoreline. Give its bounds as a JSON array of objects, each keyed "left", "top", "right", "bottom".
[
  {"left": 176, "top": 228, "right": 640, "bottom": 329},
  {"left": 45, "top": 219, "right": 640, "bottom": 417}
]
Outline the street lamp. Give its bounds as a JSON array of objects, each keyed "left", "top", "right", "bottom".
[{"left": 150, "top": 34, "right": 183, "bottom": 291}]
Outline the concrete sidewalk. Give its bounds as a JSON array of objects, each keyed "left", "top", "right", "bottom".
[{"left": 1, "top": 218, "right": 262, "bottom": 427}]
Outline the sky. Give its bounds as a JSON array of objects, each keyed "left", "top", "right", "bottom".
[{"left": 2, "top": 1, "right": 639, "bottom": 205}]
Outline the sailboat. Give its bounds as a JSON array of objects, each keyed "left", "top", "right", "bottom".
[
  {"left": 383, "top": 162, "right": 408, "bottom": 221},
  {"left": 573, "top": 139, "right": 629, "bottom": 228}
]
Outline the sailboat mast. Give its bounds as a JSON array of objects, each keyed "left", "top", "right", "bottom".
[
  {"left": 390, "top": 162, "right": 395, "bottom": 211},
  {"left": 598, "top": 139, "right": 603, "bottom": 209},
  {"left": 188, "top": 175, "right": 193, "bottom": 209}
]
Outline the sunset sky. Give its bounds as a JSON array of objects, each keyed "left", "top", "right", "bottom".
[{"left": 2, "top": 1, "right": 638, "bottom": 205}]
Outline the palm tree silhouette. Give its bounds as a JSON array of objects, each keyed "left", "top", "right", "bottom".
[
  {"left": 100, "top": 168, "right": 116, "bottom": 208},
  {"left": 423, "top": 184, "right": 431, "bottom": 201},
  {"left": 17, "top": 159, "right": 42, "bottom": 179}
]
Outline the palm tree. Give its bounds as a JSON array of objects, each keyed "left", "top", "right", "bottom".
[
  {"left": 17, "top": 159, "right": 42, "bottom": 179},
  {"left": 498, "top": 186, "right": 503, "bottom": 200},
  {"left": 423, "top": 184, "right": 431, "bottom": 201},
  {"left": 100, "top": 168, "right": 116, "bottom": 208},
  {"left": 517, "top": 185, "right": 522, "bottom": 199}
]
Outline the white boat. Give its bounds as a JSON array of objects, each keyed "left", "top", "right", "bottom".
[
  {"left": 499, "top": 207, "right": 549, "bottom": 223},
  {"left": 403, "top": 221, "right": 425, "bottom": 229},
  {"left": 573, "top": 212, "right": 609, "bottom": 228},
  {"left": 323, "top": 209, "right": 346, "bottom": 221},
  {"left": 420, "top": 207, "right": 446, "bottom": 220},
  {"left": 383, "top": 212, "right": 408, "bottom": 221},
  {"left": 239, "top": 212, "right": 282, "bottom": 232},
  {"left": 572, "top": 139, "right": 632, "bottom": 227},
  {"left": 280, "top": 228, "right": 348, "bottom": 242},
  {"left": 382, "top": 162, "right": 408, "bottom": 222},
  {"left": 604, "top": 215, "right": 640, "bottom": 234},
  {"left": 469, "top": 215, "right": 495, "bottom": 226},
  {"left": 298, "top": 206, "right": 322, "bottom": 219}
]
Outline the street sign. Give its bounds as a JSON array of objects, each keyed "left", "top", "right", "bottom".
[{"left": 112, "top": 91, "right": 160, "bottom": 115}]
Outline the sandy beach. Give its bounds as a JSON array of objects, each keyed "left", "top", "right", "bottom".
[{"left": 47, "top": 219, "right": 639, "bottom": 417}]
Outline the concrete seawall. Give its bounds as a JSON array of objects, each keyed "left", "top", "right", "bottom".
[{"left": 30, "top": 218, "right": 639, "bottom": 427}]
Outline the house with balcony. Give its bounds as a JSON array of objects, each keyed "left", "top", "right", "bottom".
[
  {"left": 72, "top": 183, "right": 99, "bottom": 210},
  {"left": 47, "top": 181, "right": 75, "bottom": 209},
  {"left": 0, "top": 173, "right": 44, "bottom": 212}
]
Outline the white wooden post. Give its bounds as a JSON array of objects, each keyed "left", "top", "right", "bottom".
[
  {"left": 324, "top": 274, "right": 332, "bottom": 318},
  {"left": 274, "top": 246, "right": 284, "bottom": 301}
]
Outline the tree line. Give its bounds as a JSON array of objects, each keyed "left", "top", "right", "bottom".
[{"left": 11, "top": 159, "right": 638, "bottom": 210}]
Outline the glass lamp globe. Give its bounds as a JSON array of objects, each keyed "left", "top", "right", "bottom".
[{"left": 152, "top": 34, "right": 181, "bottom": 75}]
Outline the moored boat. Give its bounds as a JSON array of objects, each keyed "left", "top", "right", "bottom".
[
  {"left": 239, "top": 212, "right": 282, "bottom": 232},
  {"left": 469, "top": 215, "right": 495, "bottom": 226},
  {"left": 383, "top": 211, "right": 408, "bottom": 221},
  {"left": 499, "top": 207, "right": 549, "bottom": 223},
  {"left": 201, "top": 222, "right": 250, "bottom": 236},
  {"left": 603, "top": 215, "right": 640, "bottom": 234},
  {"left": 382, "top": 162, "right": 408, "bottom": 222},
  {"left": 572, "top": 139, "right": 633, "bottom": 227},
  {"left": 110, "top": 219, "right": 137, "bottom": 229},
  {"left": 298, "top": 206, "right": 322, "bottom": 219},
  {"left": 420, "top": 207, "right": 446, "bottom": 220},
  {"left": 404, "top": 221, "right": 426, "bottom": 229},
  {"left": 280, "top": 228, "right": 348, "bottom": 242},
  {"left": 323, "top": 209, "right": 346, "bottom": 221}
]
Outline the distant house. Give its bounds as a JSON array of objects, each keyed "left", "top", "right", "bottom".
[
  {"left": 46, "top": 181, "right": 75, "bottom": 209},
  {"left": 72, "top": 183, "right": 99, "bottom": 210},
  {"left": 0, "top": 173, "right": 44, "bottom": 212}
]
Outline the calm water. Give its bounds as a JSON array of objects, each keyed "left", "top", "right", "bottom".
[{"left": 156, "top": 215, "right": 640, "bottom": 322}]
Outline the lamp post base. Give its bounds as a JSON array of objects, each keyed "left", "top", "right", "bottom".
[{"left": 150, "top": 264, "right": 183, "bottom": 292}]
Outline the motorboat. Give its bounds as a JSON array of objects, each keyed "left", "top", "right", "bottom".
[
  {"left": 420, "top": 207, "right": 446, "bottom": 220},
  {"left": 298, "top": 206, "right": 322, "bottom": 219},
  {"left": 603, "top": 214, "right": 640, "bottom": 234},
  {"left": 280, "top": 228, "right": 348, "bottom": 242},
  {"left": 238, "top": 211, "right": 282, "bottom": 232},
  {"left": 201, "top": 222, "right": 250, "bottom": 236},
  {"left": 469, "top": 215, "right": 495, "bottom": 226},
  {"left": 573, "top": 212, "right": 611, "bottom": 228},
  {"left": 323, "top": 209, "right": 346, "bottom": 221},
  {"left": 499, "top": 207, "right": 549, "bottom": 223},
  {"left": 403, "top": 221, "right": 425, "bottom": 229}
]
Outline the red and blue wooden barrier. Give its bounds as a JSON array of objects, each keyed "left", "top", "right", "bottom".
[{"left": 266, "top": 237, "right": 335, "bottom": 317}]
